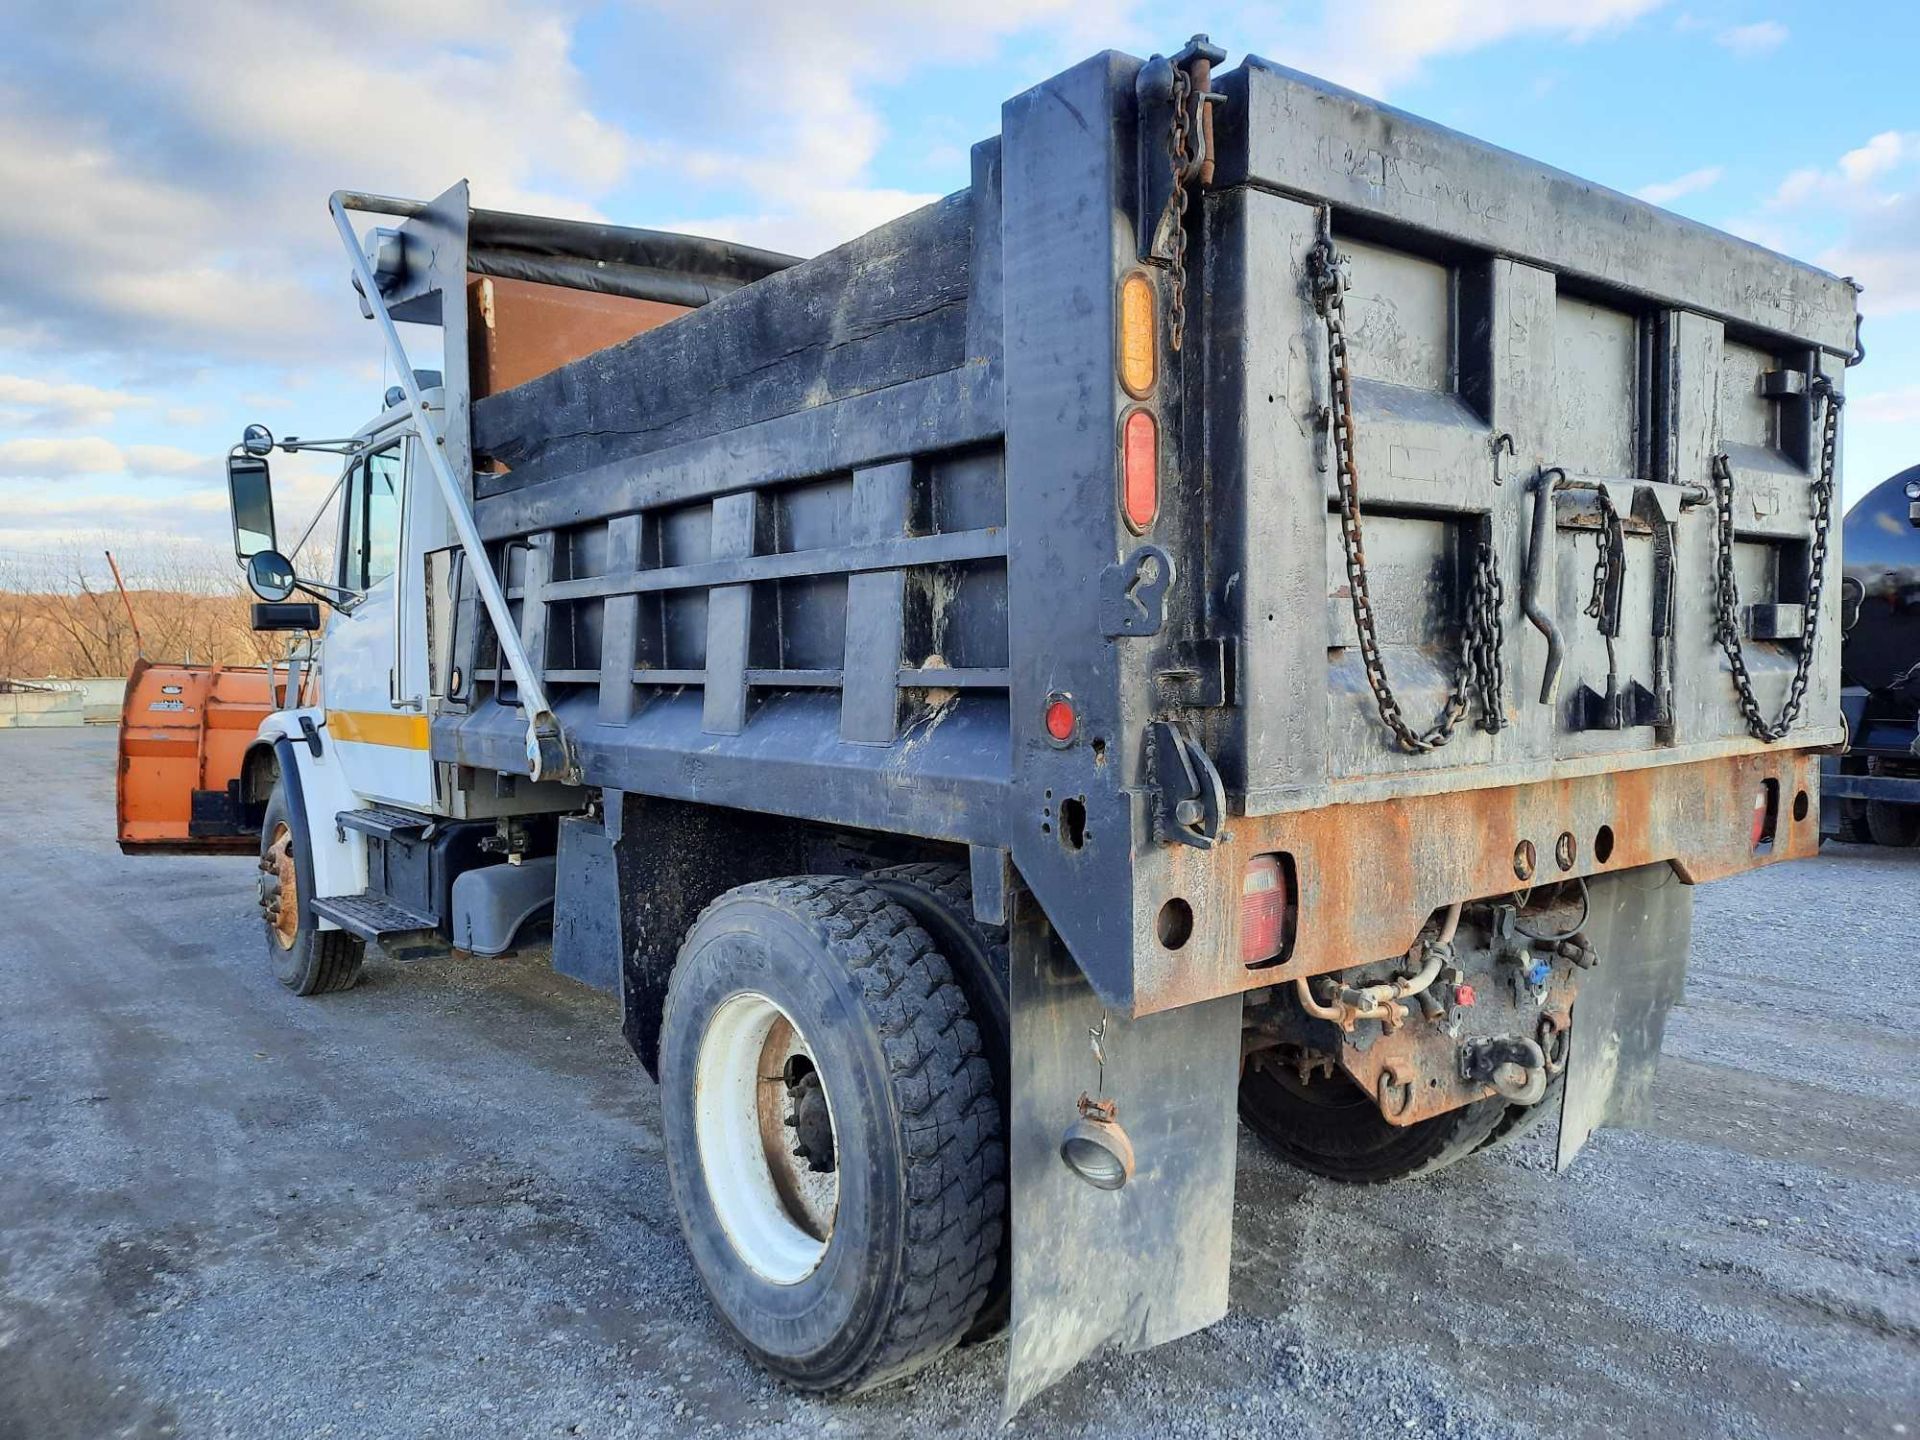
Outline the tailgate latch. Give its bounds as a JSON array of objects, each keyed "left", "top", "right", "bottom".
[
  {"left": 1147, "top": 720, "right": 1225, "bottom": 849},
  {"left": 1136, "top": 34, "right": 1228, "bottom": 268}
]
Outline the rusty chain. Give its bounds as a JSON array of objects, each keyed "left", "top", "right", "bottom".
[
  {"left": 1166, "top": 64, "right": 1193, "bottom": 353},
  {"left": 1584, "top": 485, "right": 1624, "bottom": 702},
  {"left": 1709, "top": 374, "right": 1841, "bottom": 742},
  {"left": 1308, "top": 218, "right": 1505, "bottom": 752}
]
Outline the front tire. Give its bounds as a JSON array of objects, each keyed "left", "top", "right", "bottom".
[
  {"left": 258, "top": 779, "right": 364, "bottom": 996},
  {"left": 1240, "top": 1056, "right": 1507, "bottom": 1184},
  {"left": 659, "top": 877, "right": 1003, "bottom": 1394}
]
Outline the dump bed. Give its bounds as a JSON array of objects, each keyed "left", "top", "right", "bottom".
[{"left": 435, "top": 51, "right": 1853, "bottom": 1017}]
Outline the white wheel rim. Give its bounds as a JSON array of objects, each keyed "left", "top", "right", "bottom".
[{"left": 693, "top": 990, "right": 839, "bottom": 1285}]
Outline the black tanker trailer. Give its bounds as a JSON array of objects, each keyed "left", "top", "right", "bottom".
[{"left": 1825, "top": 462, "right": 1920, "bottom": 843}]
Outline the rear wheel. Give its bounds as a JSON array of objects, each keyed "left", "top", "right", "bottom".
[
  {"left": 865, "top": 860, "right": 1011, "bottom": 1342},
  {"left": 1865, "top": 800, "right": 1920, "bottom": 847},
  {"left": 1239, "top": 1055, "right": 1508, "bottom": 1184},
  {"left": 659, "top": 877, "right": 1003, "bottom": 1394},
  {"left": 1832, "top": 798, "right": 1873, "bottom": 845},
  {"left": 258, "top": 780, "right": 364, "bottom": 995}
]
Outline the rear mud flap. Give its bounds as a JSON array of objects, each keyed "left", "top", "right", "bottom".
[
  {"left": 1004, "top": 890, "right": 1242, "bottom": 1418},
  {"left": 1557, "top": 861, "right": 1694, "bottom": 1167}
]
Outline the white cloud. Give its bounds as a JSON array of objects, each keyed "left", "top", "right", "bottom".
[
  {"left": 1282, "top": 0, "right": 1669, "bottom": 96},
  {"left": 1716, "top": 20, "right": 1787, "bottom": 56},
  {"left": 1839, "top": 131, "right": 1911, "bottom": 185},
  {"left": 0, "top": 0, "right": 646, "bottom": 366},
  {"left": 641, "top": 0, "right": 1133, "bottom": 255},
  {"left": 1636, "top": 165, "right": 1725, "bottom": 205},
  {"left": 0, "top": 437, "right": 210, "bottom": 478},
  {"left": 124, "top": 444, "right": 210, "bottom": 475},
  {"left": 1851, "top": 385, "right": 1920, "bottom": 426},
  {"left": 0, "top": 376, "right": 152, "bottom": 430},
  {"left": 1760, "top": 131, "right": 1920, "bottom": 315}
]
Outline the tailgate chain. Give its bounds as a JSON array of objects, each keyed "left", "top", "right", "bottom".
[
  {"left": 1584, "top": 485, "right": 1626, "bottom": 709},
  {"left": 1166, "top": 62, "right": 1192, "bottom": 351},
  {"left": 1308, "top": 212, "right": 1506, "bottom": 753},
  {"left": 1709, "top": 372, "right": 1840, "bottom": 743}
]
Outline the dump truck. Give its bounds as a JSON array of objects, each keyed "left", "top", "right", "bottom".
[
  {"left": 1824, "top": 462, "right": 1920, "bottom": 844},
  {"left": 185, "top": 38, "right": 1856, "bottom": 1413}
]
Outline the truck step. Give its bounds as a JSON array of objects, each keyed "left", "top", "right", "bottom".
[
  {"left": 335, "top": 806, "right": 433, "bottom": 841},
  {"left": 311, "top": 890, "right": 438, "bottom": 944}
]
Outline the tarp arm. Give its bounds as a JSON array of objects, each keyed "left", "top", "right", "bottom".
[{"left": 328, "top": 190, "right": 572, "bottom": 782}]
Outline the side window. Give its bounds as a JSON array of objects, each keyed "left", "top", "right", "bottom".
[{"left": 338, "top": 443, "right": 405, "bottom": 590}]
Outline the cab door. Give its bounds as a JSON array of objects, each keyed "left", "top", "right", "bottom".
[{"left": 322, "top": 437, "right": 436, "bottom": 810}]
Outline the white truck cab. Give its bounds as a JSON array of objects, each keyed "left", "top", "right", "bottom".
[{"left": 309, "top": 398, "right": 444, "bottom": 812}]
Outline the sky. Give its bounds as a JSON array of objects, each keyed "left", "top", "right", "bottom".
[{"left": 1, "top": 0, "right": 1915, "bottom": 585}]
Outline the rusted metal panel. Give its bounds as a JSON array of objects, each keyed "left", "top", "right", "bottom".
[
  {"left": 467, "top": 275, "right": 687, "bottom": 401},
  {"left": 1129, "top": 748, "right": 1819, "bottom": 1017},
  {"left": 1334, "top": 975, "right": 1577, "bottom": 1129}
]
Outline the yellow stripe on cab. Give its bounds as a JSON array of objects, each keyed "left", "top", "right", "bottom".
[{"left": 327, "top": 709, "right": 431, "bottom": 749}]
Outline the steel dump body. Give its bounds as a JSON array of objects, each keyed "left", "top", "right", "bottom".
[{"left": 433, "top": 52, "right": 1850, "bottom": 1021}]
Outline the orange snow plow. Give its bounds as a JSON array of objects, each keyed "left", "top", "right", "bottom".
[{"left": 116, "top": 657, "right": 293, "bottom": 854}]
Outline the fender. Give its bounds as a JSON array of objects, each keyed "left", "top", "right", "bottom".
[{"left": 257, "top": 706, "right": 369, "bottom": 920}]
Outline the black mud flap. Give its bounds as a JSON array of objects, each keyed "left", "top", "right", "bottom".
[
  {"left": 1557, "top": 861, "right": 1694, "bottom": 1168},
  {"left": 1003, "top": 890, "right": 1242, "bottom": 1418}
]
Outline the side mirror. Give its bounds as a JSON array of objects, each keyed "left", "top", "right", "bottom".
[
  {"left": 245, "top": 549, "right": 297, "bottom": 603},
  {"left": 242, "top": 423, "right": 275, "bottom": 457},
  {"left": 227, "top": 452, "right": 278, "bottom": 560}
]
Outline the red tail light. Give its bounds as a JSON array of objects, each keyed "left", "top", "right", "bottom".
[
  {"left": 1241, "top": 853, "right": 1295, "bottom": 965},
  {"left": 1121, "top": 408, "right": 1158, "bottom": 532}
]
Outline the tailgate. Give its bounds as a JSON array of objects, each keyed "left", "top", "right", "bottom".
[{"left": 1210, "top": 58, "right": 1855, "bottom": 814}]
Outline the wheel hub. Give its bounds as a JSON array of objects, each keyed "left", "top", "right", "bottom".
[
  {"left": 261, "top": 823, "right": 298, "bottom": 950},
  {"left": 784, "top": 1063, "right": 836, "bottom": 1173},
  {"left": 693, "top": 991, "right": 840, "bottom": 1285}
]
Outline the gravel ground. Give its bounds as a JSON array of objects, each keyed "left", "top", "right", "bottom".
[{"left": 1, "top": 726, "right": 1914, "bottom": 1440}]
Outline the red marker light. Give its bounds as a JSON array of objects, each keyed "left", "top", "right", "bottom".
[
  {"left": 1045, "top": 698, "right": 1076, "bottom": 742},
  {"left": 1121, "top": 408, "right": 1158, "bottom": 532}
]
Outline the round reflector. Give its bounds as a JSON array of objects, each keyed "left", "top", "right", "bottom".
[{"left": 1045, "top": 697, "right": 1076, "bottom": 742}]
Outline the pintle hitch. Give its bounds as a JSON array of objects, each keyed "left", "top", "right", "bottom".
[{"left": 1461, "top": 1035, "right": 1550, "bottom": 1106}]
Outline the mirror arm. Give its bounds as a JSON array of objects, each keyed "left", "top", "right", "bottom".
[
  {"left": 288, "top": 467, "right": 351, "bottom": 563},
  {"left": 294, "top": 577, "right": 363, "bottom": 614},
  {"left": 278, "top": 437, "right": 363, "bottom": 457}
]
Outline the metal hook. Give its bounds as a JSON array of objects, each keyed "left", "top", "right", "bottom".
[
  {"left": 1490, "top": 432, "right": 1516, "bottom": 486},
  {"left": 1523, "top": 467, "right": 1568, "bottom": 704}
]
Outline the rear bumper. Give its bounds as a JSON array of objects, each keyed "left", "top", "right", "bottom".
[{"left": 1135, "top": 748, "right": 1822, "bottom": 1017}]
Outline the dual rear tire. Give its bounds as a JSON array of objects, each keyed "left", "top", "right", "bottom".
[
  {"left": 658, "top": 875, "right": 1005, "bottom": 1395},
  {"left": 1238, "top": 1058, "right": 1513, "bottom": 1184}
]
